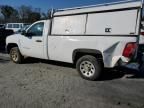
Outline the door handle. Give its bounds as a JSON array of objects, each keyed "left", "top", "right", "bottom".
[{"left": 36, "top": 40, "right": 42, "bottom": 42}]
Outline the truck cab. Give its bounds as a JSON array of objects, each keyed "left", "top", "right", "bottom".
[{"left": 6, "top": 20, "right": 50, "bottom": 59}]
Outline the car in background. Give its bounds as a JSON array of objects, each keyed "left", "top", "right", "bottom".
[
  {"left": 0, "top": 29, "right": 14, "bottom": 49},
  {"left": 5, "top": 23, "right": 29, "bottom": 32},
  {"left": 0, "top": 24, "right": 5, "bottom": 29}
]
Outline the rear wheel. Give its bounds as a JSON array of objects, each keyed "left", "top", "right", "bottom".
[
  {"left": 10, "top": 47, "right": 24, "bottom": 64},
  {"left": 76, "top": 55, "right": 102, "bottom": 81}
]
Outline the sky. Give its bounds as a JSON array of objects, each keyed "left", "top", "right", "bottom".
[{"left": 0, "top": 0, "right": 122, "bottom": 12}]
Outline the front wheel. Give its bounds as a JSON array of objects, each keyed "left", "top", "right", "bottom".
[
  {"left": 10, "top": 47, "right": 24, "bottom": 64},
  {"left": 76, "top": 55, "right": 102, "bottom": 81}
]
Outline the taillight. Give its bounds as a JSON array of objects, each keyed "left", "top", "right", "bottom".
[
  {"left": 122, "top": 42, "right": 137, "bottom": 58},
  {"left": 141, "top": 32, "right": 144, "bottom": 36}
]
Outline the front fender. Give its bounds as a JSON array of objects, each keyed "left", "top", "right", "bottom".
[
  {"left": 6, "top": 34, "right": 20, "bottom": 46},
  {"left": 6, "top": 34, "right": 21, "bottom": 53}
]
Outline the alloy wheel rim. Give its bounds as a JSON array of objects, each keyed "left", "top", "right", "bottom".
[
  {"left": 80, "top": 61, "right": 95, "bottom": 77},
  {"left": 11, "top": 50, "right": 18, "bottom": 62}
]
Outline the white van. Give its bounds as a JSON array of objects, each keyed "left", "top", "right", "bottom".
[
  {"left": 5, "top": 23, "right": 27, "bottom": 32},
  {"left": 6, "top": 0, "right": 143, "bottom": 80}
]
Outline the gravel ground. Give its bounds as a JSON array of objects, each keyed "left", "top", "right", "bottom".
[{"left": 0, "top": 51, "right": 144, "bottom": 108}]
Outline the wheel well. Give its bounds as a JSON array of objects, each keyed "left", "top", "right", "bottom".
[
  {"left": 73, "top": 49, "right": 103, "bottom": 65},
  {"left": 7, "top": 43, "right": 18, "bottom": 54}
]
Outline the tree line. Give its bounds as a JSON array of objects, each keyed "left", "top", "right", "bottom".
[
  {"left": 1, "top": 4, "right": 144, "bottom": 24},
  {"left": 0, "top": 5, "right": 51, "bottom": 24}
]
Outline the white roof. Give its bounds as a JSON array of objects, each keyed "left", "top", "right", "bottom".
[
  {"left": 54, "top": 0, "right": 142, "bottom": 16},
  {"left": 6, "top": 23, "right": 24, "bottom": 24}
]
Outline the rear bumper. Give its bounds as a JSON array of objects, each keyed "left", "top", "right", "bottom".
[{"left": 116, "top": 57, "right": 130, "bottom": 66}]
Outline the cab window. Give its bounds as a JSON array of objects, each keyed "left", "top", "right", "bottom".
[{"left": 27, "top": 22, "right": 44, "bottom": 36}]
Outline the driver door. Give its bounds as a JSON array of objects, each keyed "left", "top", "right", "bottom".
[{"left": 20, "top": 21, "right": 45, "bottom": 59}]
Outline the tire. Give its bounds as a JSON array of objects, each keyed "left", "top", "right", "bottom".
[
  {"left": 10, "top": 47, "right": 24, "bottom": 64},
  {"left": 76, "top": 55, "right": 102, "bottom": 81}
]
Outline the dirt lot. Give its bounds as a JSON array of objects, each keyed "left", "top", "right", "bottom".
[{"left": 0, "top": 51, "right": 144, "bottom": 108}]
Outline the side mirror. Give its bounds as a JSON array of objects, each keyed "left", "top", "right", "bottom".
[
  {"left": 21, "top": 30, "right": 26, "bottom": 35},
  {"left": 21, "top": 30, "right": 34, "bottom": 37}
]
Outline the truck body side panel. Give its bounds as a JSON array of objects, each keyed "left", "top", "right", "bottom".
[
  {"left": 86, "top": 9, "right": 138, "bottom": 35},
  {"left": 52, "top": 15, "right": 87, "bottom": 35},
  {"left": 48, "top": 36, "right": 136, "bottom": 67}
]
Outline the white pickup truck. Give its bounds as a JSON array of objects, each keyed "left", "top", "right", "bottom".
[{"left": 6, "top": 0, "right": 143, "bottom": 80}]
